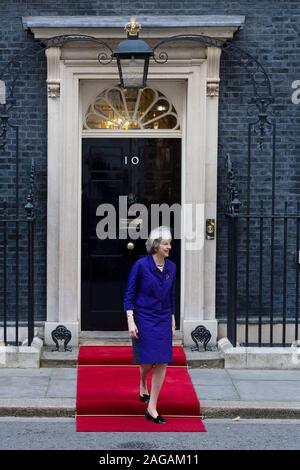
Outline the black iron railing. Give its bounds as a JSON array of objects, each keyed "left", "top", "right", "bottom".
[
  {"left": 226, "top": 157, "right": 300, "bottom": 346},
  {"left": 0, "top": 160, "right": 35, "bottom": 346}
]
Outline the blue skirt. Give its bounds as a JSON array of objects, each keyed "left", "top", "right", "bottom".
[{"left": 131, "top": 307, "right": 172, "bottom": 364}]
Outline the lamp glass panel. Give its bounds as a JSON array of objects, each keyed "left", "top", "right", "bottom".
[{"left": 120, "top": 57, "right": 145, "bottom": 88}]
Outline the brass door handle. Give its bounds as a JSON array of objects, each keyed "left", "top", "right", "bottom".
[{"left": 127, "top": 242, "right": 135, "bottom": 251}]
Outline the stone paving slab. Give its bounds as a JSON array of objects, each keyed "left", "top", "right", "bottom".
[
  {"left": 227, "top": 370, "right": 300, "bottom": 381},
  {"left": 46, "top": 380, "right": 77, "bottom": 398},
  {"left": 0, "top": 377, "right": 50, "bottom": 398},
  {"left": 188, "top": 368, "right": 232, "bottom": 385},
  {"left": 50, "top": 369, "right": 77, "bottom": 379},
  {"left": 194, "top": 384, "right": 240, "bottom": 401},
  {"left": 234, "top": 380, "right": 300, "bottom": 402}
]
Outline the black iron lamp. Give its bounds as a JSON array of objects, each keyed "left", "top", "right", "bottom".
[{"left": 114, "top": 17, "right": 154, "bottom": 89}]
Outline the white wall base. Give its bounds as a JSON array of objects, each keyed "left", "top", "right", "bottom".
[
  {"left": 218, "top": 338, "right": 300, "bottom": 369},
  {"left": 0, "top": 337, "right": 43, "bottom": 368},
  {"left": 44, "top": 322, "right": 79, "bottom": 348},
  {"left": 183, "top": 319, "right": 218, "bottom": 347}
]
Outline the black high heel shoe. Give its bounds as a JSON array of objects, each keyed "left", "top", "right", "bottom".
[
  {"left": 144, "top": 409, "right": 166, "bottom": 424},
  {"left": 139, "top": 394, "right": 150, "bottom": 403}
]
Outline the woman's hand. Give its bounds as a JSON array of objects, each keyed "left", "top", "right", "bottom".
[
  {"left": 172, "top": 315, "right": 176, "bottom": 337},
  {"left": 128, "top": 316, "right": 139, "bottom": 339}
]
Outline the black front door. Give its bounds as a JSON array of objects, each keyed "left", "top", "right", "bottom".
[{"left": 81, "top": 138, "right": 181, "bottom": 330}]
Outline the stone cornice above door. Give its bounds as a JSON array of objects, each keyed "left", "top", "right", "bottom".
[{"left": 22, "top": 15, "right": 245, "bottom": 40}]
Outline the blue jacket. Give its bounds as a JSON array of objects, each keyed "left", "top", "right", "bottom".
[{"left": 124, "top": 254, "right": 177, "bottom": 313}]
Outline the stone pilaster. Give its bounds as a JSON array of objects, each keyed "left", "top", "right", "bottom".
[
  {"left": 205, "top": 46, "right": 221, "bottom": 330},
  {"left": 45, "top": 46, "right": 61, "bottom": 329}
]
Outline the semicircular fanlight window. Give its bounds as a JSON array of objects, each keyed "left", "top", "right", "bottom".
[{"left": 83, "top": 86, "right": 180, "bottom": 130}]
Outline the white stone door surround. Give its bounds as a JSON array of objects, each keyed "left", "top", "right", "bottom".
[{"left": 23, "top": 16, "right": 245, "bottom": 346}]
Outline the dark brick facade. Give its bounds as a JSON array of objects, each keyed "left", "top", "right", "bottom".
[{"left": 0, "top": 1, "right": 299, "bottom": 323}]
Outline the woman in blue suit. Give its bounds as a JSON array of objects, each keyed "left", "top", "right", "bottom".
[{"left": 124, "top": 226, "right": 176, "bottom": 424}]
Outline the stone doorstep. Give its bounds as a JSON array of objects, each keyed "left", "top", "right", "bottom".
[
  {"left": 40, "top": 345, "right": 224, "bottom": 368},
  {"left": 186, "top": 351, "right": 224, "bottom": 369},
  {"left": 43, "top": 334, "right": 182, "bottom": 366}
]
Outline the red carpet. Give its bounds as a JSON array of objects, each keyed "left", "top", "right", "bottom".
[{"left": 76, "top": 345, "right": 206, "bottom": 432}]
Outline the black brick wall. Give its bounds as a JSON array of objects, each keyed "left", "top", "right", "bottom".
[{"left": 0, "top": 1, "right": 299, "bottom": 323}]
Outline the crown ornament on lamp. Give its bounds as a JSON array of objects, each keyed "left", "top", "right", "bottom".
[{"left": 124, "top": 17, "right": 142, "bottom": 36}]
